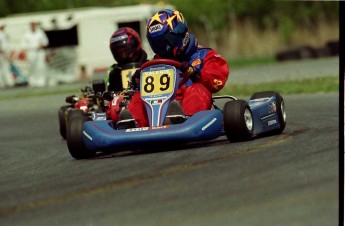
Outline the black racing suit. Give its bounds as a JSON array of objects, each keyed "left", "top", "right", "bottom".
[{"left": 107, "top": 49, "right": 148, "bottom": 92}]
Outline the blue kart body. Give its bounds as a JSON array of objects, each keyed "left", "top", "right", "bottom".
[
  {"left": 67, "top": 59, "right": 285, "bottom": 157},
  {"left": 249, "top": 96, "right": 282, "bottom": 135},
  {"left": 82, "top": 61, "right": 225, "bottom": 151},
  {"left": 82, "top": 95, "right": 283, "bottom": 151},
  {"left": 83, "top": 110, "right": 223, "bottom": 150}
]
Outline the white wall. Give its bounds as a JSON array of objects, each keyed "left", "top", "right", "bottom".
[{"left": 0, "top": 4, "right": 175, "bottom": 81}]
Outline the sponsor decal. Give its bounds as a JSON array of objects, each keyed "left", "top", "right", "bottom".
[
  {"left": 268, "top": 119, "right": 277, "bottom": 126},
  {"left": 268, "top": 101, "right": 277, "bottom": 113},
  {"left": 112, "top": 96, "right": 121, "bottom": 106},
  {"left": 110, "top": 34, "right": 128, "bottom": 43},
  {"left": 125, "top": 126, "right": 169, "bottom": 132},
  {"left": 213, "top": 79, "right": 223, "bottom": 90},
  {"left": 149, "top": 24, "right": 163, "bottom": 33},
  {"left": 125, "top": 127, "right": 149, "bottom": 132},
  {"left": 181, "top": 32, "right": 190, "bottom": 51},
  {"left": 151, "top": 125, "right": 169, "bottom": 130},
  {"left": 260, "top": 113, "right": 275, "bottom": 120},
  {"left": 91, "top": 113, "right": 107, "bottom": 121},
  {"left": 202, "top": 118, "right": 217, "bottom": 131},
  {"left": 150, "top": 99, "right": 163, "bottom": 105},
  {"left": 83, "top": 131, "right": 92, "bottom": 140},
  {"left": 146, "top": 97, "right": 167, "bottom": 101},
  {"left": 191, "top": 58, "right": 201, "bottom": 67},
  {"left": 149, "top": 67, "right": 168, "bottom": 72}
]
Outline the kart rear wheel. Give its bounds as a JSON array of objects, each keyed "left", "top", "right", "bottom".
[
  {"left": 223, "top": 100, "right": 254, "bottom": 142},
  {"left": 250, "top": 91, "right": 286, "bottom": 134},
  {"left": 58, "top": 105, "right": 72, "bottom": 140},
  {"left": 67, "top": 110, "right": 96, "bottom": 159}
]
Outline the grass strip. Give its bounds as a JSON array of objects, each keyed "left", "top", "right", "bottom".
[
  {"left": 217, "top": 76, "right": 338, "bottom": 96},
  {"left": 0, "top": 76, "right": 338, "bottom": 101},
  {"left": 228, "top": 56, "right": 277, "bottom": 69},
  {"left": 0, "top": 87, "right": 80, "bottom": 101}
]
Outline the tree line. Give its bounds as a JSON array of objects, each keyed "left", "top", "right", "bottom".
[
  {"left": 0, "top": 0, "right": 338, "bottom": 29},
  {"left": 0, "top": 0, "right": 338, "bottom": 58}
]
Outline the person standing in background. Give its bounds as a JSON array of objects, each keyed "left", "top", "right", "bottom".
[
  {"left": 21, "top": 22, "right": 49, "bottom": 87},
  {"left": 0, "top": 24, "right": 15, "bottom": 88},
  {"left": 76, "top": 64, "right": 92, "bottom": 83}
]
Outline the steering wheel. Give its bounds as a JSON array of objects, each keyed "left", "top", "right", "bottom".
[{"left": 140, "top": 59, "right": 190, "bottom": 87}]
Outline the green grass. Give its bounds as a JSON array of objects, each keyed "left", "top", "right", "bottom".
[
  {"left": 0, "top": 87, "right": 79, "bottom": 101},
  {"left": 217, "top": 76, "right": 338, "bottom": 96},
  {"left": 0, "top": 76, "right": 338, "bottom": 101},
  {"left": 228, "top": 56, "right": 277, "bottom": 69}
]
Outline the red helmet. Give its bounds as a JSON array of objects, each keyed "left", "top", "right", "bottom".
[{"left": 110, "top": 27, "right": 142, "bottom": 65}]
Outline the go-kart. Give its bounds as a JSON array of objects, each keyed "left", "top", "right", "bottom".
[
  {"left": 58, "top": 83, "right": 105, "bottom": 139},
  {"left": 59, "top": 63, "right": 140, "bottom": 139},
  {"left": 66, "top": 59, "right": 286, "bottom": 159}
]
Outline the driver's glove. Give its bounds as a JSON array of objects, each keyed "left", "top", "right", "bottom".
[{"left": 180, "top": 62, "right": 200, "bottom": 81}]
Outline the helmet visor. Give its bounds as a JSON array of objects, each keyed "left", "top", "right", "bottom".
[
  {"left": 148, "top": 32, "right": 184, "bottom": 59},
  {"left": 111, "top": 43, "right": 135, "bottom": 64}
]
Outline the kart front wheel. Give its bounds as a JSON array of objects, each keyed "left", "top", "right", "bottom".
[
  {"left": 58, "top": 105, "right": 72, "bottom": 140},
  {"left": 250, "top": 91, "right": 286, "bottom": 134},
  {"left": 66, "top": 110, "right": 96, "bottom": 159},
  {"left": 223, "top": 100, "right": 254, "bottom": 142}
]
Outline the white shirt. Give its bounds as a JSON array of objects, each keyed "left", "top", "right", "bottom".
[
  {"left": 0, "top": 30, "right": 9, "bottom": 54},
  {"left": 22, "top": 28, "right": 48, "bottom": 51}
]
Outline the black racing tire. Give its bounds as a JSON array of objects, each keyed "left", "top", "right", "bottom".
[
  {"left": 58, "top": 105, "right": 72, "bottom": 140},
  {"left": 66, "top": 110, "right": 96, "bottom": 159},
  {"left": 223, "top": 100, "right": 254, "bottom": 142},
  {"left": 250, "top": 91, "right": 286, "bottom": 134}
]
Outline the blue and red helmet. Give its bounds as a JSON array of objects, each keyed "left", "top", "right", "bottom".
[
  {"left": 146, "top": 9, "right": 190, "bottom": 59},
  {"left": 110, "top": 27, "right": 142, "bottom": 65}
]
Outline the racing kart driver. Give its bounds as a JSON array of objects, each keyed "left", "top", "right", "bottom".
[
  {"left": 122, "top": 9, "right": 229, "bottom": 128},
  {"left": 104, "top": 27, "right": 148, "bottom": 124}
]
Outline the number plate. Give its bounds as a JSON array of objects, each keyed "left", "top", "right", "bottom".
[
  {"left": 141, "top": 68, "right": 175, "bottom": 96},
  {"left": 121, "top": 68, "right": 137, "bottom": 89}
]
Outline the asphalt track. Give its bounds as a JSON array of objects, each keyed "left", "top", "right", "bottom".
[{"left": 0, "top": 88, "right": 339, "bottom": 225}]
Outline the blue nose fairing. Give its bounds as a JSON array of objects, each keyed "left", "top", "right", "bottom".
[{"left": 82, "top": 110, "right": 223, "bottom": 150}]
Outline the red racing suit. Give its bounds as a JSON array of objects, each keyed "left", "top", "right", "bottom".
[{"left": 127, "top": 47, "right": 230, "bottom": 127}]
